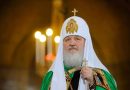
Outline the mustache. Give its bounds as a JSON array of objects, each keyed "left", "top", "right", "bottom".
[{"left": 68, "top": 46, "right": 78, "bottom": 50}]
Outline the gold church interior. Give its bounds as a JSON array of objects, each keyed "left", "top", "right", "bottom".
[{"left": 0, "top": 0, "right": 130, "bottom": 90}]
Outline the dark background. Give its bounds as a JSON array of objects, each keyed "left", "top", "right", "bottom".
[{"left": 0, "top": 0, "right": 130, "bottom": 90}]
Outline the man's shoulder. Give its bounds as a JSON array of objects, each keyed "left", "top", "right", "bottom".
[
  {"left": 92, "top": 68, "right": 117, "bottom": 90},
  {"left": 40, "top": 71, "right": 53, "bottom": 90},
  {"left": 45, "top": 71, "right": 53, "bottom": 76},
  {"left": 42, "top": 71, "right": 53, "bottom": 82}
]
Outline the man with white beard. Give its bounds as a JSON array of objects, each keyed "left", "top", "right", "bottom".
[
  {"left": 63, "top": 35, "right": 85, "bottom": 68},
  {"left": 40, "top": 14, "right": 117, "bottom": 90}
]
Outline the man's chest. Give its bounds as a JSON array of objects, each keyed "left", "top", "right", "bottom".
[{"left": 66, "top": 70, "right": 80, "bottom": 90}]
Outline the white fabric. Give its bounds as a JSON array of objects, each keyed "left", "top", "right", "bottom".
[{"left": 49, "top": 16, "right": 109, "bottom": 90}]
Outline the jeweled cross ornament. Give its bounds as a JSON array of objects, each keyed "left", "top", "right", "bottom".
[{"left": 72, "top": 8, "right": 78, "bottom": 16}]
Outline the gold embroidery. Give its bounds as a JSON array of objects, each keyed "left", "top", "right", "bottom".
[
  {"left": 93, "top": 68, "right": 110, "bottom": 90},
  {"left": 65, "top": 67, "right": 79, "bottom": 90},
  {"left": 66, "top": 19, "right": 78, "bottom": 34},
  {"left": 65, "top": 72, "right": 73, "bottom": 90}
]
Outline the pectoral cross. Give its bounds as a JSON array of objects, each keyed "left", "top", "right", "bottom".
[
  {"left": 82, "top": 58, "right": 88, "bottom": 67},
  {"left": 72, "top": 8, "right": 78, "bottom": 16}
]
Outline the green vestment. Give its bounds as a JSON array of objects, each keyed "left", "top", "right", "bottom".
[{"left": 40, "top": 68, "right": 117, "bottom": 90}]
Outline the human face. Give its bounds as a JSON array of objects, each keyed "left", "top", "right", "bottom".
[
  {"left": 63, "top": 35, "right": 85, "bottom": 54},
  {"left": 63, "top": 35, "right": 85, "bottom": 67}
]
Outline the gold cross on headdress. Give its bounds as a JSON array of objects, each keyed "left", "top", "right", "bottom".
[{"left": 72, "top": 8, "right": 78, "bottom": 16}]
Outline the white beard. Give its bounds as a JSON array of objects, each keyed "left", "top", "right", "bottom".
[{"left": 63, "top": 50, "right": 84, "bottom": 68}]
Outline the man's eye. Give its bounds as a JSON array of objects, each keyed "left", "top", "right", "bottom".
[
  {"left": 64, "top": 38, "right": 71, "bottom": 42},
  {"left": 75, "top": 37, "right": 81, "bottom": 40}
]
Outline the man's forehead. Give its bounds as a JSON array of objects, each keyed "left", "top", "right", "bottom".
[{"left": 64, "top": 35, "right": 85, "bottom": 39}]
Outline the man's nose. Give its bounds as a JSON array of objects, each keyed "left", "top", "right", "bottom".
[{"left": 69, "top": 39, "right": 76, "bottom": 46}]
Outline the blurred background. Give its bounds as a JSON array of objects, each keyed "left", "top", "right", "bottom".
[{"left": 0, "top": 0, "right": 130, "bottom": 90}]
